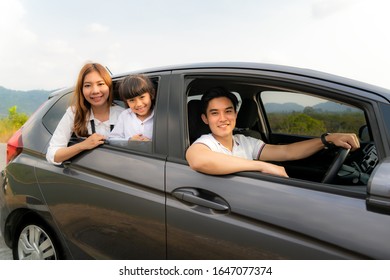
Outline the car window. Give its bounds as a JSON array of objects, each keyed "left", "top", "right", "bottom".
[
  {"left": 261, "top": 91, "right": 366, "bottom": 137},
  {"left": 107, "top": 76, "right": 159, "bottom": 154},
  {"left": 42, "top": 92, "right": 71, "bottom": 134},
  {"left": 185, "top": 75, "right": 377, "bottom": 190}
]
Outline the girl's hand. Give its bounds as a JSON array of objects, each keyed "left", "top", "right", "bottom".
[{"left": 129, "top": 134, "right": 151, "bottom": 141}]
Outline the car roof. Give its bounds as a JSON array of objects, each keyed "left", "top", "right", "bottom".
[
  {"left": 115, "top": 62, "right": 390, "bottom": 100},
  {"left": 49, "top": 62, "right": 390, "bottom": 102}
]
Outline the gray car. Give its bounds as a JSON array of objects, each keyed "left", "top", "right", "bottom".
[{"left": 1, "top": 62, "right": 390, "bottom": 260}]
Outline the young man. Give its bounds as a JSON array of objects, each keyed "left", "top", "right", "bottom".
[{"left": 186, "top": 87, "right": 360, "bottom": 178}]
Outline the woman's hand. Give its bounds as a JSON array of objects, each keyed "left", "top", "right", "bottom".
[{"left": 80, "top": 133, "right": 106, "bottom": 150}]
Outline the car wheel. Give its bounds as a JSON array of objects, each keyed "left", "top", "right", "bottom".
[{"left": 13, "top": 220, "right": 59, "bottom": 260}]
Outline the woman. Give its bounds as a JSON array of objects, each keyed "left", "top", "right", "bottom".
[{"left": 46, "top": 62, "right": 124, "bottom": 165}]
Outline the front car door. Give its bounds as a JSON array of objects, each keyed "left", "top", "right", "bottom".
[{"left": 165, "top": 66, "right": 390, "bottom": 259}]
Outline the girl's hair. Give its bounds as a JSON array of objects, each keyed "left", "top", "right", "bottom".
[
  {"left": 119, "top": 74, "right": 156, "bottom": 109},
  {"left": 71, "top": 62, "right": 113, "bottom": 137}
]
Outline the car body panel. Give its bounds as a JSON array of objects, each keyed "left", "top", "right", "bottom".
[
  {"left": 34, "top": 147, "right": 166, "bottom": 259},
  {"left": 165, "top": 162, "right": 390, "bottom": 259}
]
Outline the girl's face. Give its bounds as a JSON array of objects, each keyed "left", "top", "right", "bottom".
[
  {"left": 82, "top": 71, "right": 110, "bottom": 108},
  {"left": 126, "top": 92, "right": 153, "bottom": 121}
]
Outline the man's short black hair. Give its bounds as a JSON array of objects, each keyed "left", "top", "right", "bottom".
[{"left": 201, "top": 87, "right": 238, "bottom": 115}]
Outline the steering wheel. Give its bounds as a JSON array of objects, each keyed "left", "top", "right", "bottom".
[{"left": 321, "top": 147, "right": 350, "bottom": 184}]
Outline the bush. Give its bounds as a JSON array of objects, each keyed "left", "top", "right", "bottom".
[{"left": 0, "top": 106, "right": 29, "bottom": 142}]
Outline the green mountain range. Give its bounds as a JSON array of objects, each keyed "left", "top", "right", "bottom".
[{"left": 0, "top": 86, "right": 53, "bottom": 118}]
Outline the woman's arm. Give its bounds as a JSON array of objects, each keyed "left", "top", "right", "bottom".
[
  {"left": 53, "top": 133, "right": 105, "bottom": 163},
  {"left": 46, "top": 107, "right": 105, "bottom": 165}
]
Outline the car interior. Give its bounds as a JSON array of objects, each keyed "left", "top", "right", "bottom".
[{"left": 185, "top": 76, "right": 379, "bottom": 187}]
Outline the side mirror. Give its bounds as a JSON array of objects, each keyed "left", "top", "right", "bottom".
[
  {"left": 358, "top": 125, "right": 372, "bottom": 142},
  {"left": 367, "top": 158, "right": 390, "bottom": 214}
]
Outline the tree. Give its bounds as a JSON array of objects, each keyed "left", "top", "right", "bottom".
[
  {"left": 7, "top": 105, "right": 28, "bottom": 128},
  {"left": 0, "top": 106, "right": 29, "bottom": 142},
  {"left": 279, "top": 113, "right": 326, "bottom": 136}
]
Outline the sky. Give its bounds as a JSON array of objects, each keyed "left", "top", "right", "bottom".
[{"left": 1, "top": 0, "right": 390, "bottom": 91}]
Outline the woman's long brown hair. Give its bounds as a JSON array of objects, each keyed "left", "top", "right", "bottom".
[{"left": 71, "top": 63, "right": 113, "bottom": 137}]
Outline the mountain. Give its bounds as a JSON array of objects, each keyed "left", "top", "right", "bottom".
[
  {"left": 0, "top": 86, "right": 53, "bottom": 118},
  {"left": 264, "top": 102, "right": 305, "bottom": 112},
  {"left": 265, "top": 101, "right": 360, "bottom": 113}
]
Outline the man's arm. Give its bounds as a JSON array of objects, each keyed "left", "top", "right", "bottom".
[
  {"left": 186, "top": 143, "right": 288, "bottom": 177},
  {"left": 260, "top": 133, "right": 360, "bottom": 162}
]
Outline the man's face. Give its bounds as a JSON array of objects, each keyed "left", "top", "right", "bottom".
[{"left": 201, "top": 97, "right": 237, "bottom": 139}]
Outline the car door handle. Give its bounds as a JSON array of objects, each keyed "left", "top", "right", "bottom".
[{"left": 172, "top": 189, "right": 229, "bottom": 211}]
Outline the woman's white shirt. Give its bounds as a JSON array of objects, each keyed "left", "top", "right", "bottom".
[{"left": 46, "top": 105, "right": 124, "bottom": 165}]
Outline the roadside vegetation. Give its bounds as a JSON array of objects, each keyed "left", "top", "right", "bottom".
[
  {"left": 0, "top": 106, "right": 28, "bottom": 142},
  {"left": 267, "top": 111, "right": 366, "bottom": 136}
]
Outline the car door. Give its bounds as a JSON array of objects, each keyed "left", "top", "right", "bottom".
[
  {"left": 164, "top": 69, "right": 390, "bottom": 259},
  {"left": 35, "top": 73, "right": 170, "bottom": 259}
]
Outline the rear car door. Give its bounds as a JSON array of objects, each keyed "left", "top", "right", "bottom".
[{"left": 35, "top": 73, "right": 170, "bottom": 259}]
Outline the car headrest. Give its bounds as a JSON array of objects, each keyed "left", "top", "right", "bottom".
[
  {"left": 236, "top": 99, "right": 259, "bottom": 129},
  {"left": 188, "top": 99, "right": 210, "bottom": 144}
]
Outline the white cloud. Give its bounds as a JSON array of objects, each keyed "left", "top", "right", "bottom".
[
  {"left": 86, "top": 23, "right": 109, "bottom": 33},
  {"left": 1, "top": 0, "right": 390, "bottom": 90},
  {"left": 311, "top": 0, "right": 356, "bottom": 19}
]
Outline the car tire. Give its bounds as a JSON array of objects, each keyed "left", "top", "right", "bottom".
[{"left": 13, "top": 218, "right": 60, "bottom": 260}]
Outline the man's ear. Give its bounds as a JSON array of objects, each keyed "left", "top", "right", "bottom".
[{"left": 201, "top": 114, "right": 209, "bottom": 124}]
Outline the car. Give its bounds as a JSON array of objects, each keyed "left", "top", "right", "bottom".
[{"left": 1, "top": 62, "right": 390, "bottom": 260}]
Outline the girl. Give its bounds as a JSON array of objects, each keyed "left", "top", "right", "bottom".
[
  {"left": 46, "top": 62, "right": 124, "bottom": 165},
  {"left": 109, "top": 74, "right": 155, "bottom": 141}
]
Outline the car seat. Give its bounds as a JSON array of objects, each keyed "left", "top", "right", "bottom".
[
  {"left": 234, "top": 98, "right": 262, "bottom": 139},
  {"left": 187, "top": 99, "right": 211, "bottom": 144}
]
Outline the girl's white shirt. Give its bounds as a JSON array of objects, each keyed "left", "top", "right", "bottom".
[
  {"left": 109, "top": 108, "right": 154, "bottom": 140},
  {"left": 46, "top": 105, "right": 124, "bottom": 165}
]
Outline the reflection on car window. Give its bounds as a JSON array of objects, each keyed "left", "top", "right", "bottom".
[
  {"left": 42, "top": 92, "right": 71, "bottom": 134},
  {"left": 107, "top": 139, "right": 152, "bottom": 153},
  {"left": 261, "top": 91, "right": 366, "bottom": 136}
]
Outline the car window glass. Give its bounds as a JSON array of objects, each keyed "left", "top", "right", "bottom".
[
  {"left": 42, "top": 92, "right": 71, "bottom": 134},
  {"left": 261, "top": 91, "right": 366, "bottom": 136}
]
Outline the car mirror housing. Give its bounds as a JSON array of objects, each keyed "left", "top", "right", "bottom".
[{"left": 367, "top": 158, "right": 390, "bottom": 214}]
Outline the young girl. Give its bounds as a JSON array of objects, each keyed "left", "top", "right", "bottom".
[
  {"left": 46, "top": 62, "right": 124, "bottom": 165},
  {"left": 109, "top": 74, "right": 155, "bottom": 141}
]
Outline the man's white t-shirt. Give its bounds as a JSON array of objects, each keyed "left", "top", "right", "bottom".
[{"left": 194, "top": 133, "right": 266, "bottom": 160}]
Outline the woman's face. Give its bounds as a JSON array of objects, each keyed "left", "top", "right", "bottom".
[{"left": 82, "top": 71, "right": 110, "bottom": 108}]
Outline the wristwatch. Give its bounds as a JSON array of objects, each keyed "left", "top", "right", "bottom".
[{"left": 321, "top": 133, "right": 332, "bottom": 149}]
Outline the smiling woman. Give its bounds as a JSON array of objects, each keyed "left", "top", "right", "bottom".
[{"left": 45, "top": 62, "right": 124, "bottom": 165}]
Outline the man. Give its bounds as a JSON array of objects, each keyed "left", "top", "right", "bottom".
[{"left": 186, "top": 87, "right": 360, "bottom": 178}]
